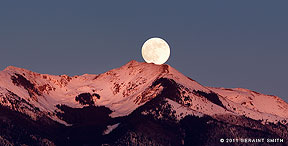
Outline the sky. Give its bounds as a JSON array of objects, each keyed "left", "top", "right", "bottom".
[{"left": 0, "top": 1, "right": 287, "bottom": 102}]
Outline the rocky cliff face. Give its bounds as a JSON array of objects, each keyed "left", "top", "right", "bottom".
[{"left": 0, "top": 60, "right": 287, "bottom": 146}]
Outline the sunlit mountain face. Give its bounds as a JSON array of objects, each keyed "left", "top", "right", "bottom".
[{"left": 0, "top": 60, "right": 287, "bottom": 146}]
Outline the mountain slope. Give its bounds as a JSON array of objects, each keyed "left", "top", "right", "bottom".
[{"left": 0, "top": 60, "right": 287, "bottom": 145}]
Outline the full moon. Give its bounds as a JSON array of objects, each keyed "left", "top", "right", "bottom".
[{"left": 141, "top": 37, "right": 170, "bottom": 65}]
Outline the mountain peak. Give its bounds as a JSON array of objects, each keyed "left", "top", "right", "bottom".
[
  {"left": 125, "top": 60, "right": 169, "bottom": 66},
  {"left": 117, "top": 60, "right": 169, "bottom": 74},
  {"left": 127, "top": 59, "right": 139, "bottom": 64},
  {"left": 4, "top": 66, "right": 23, "bottom": 71},
  {"left": 3, "top": 66, "right": 33, "bottom": 74}
]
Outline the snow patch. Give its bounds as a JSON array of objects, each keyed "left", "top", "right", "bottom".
[
  {"left": 166, "top": 99, "right": 203, "bottom": 120},
  {"left": 103, "top": 123, "right": 120, "bottom": 135}
]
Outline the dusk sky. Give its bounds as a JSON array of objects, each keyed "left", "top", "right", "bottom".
[{"left": 1, "top": 1, "right": 287, "bottom": 102}]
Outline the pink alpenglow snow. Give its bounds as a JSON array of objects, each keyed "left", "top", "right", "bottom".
[{"left": 0, "top": 60, "right": 287, "bottom": 145}]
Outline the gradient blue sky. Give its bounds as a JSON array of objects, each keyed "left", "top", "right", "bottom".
[{"left": 1, "top": 1, "right": 287, "bottom": 101}]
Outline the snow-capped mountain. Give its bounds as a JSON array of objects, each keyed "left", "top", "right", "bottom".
[{"left": 0, "top": 60, "right": 287, "bottom": 146}]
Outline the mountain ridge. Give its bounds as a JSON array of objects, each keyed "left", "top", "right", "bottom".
[
  {"left": 1, "top": 60, "right": 288, "bottom": 120},
  {"left": 0, "top": 60, "right": 287, "bottom": 145}
]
